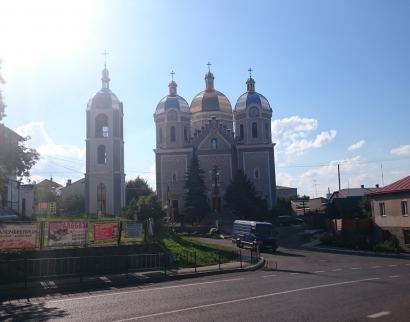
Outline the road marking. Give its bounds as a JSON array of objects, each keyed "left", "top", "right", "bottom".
[
  {"left": 314, "top": 271, "right": 325, "bottom": 273},
  {"left": 351, "top": 268, "right": 362, "bottom": 270},
  {"left": 262, "top": 275, "right": 276, "bottom": 278},
  {"left": 406, "top": 264, "right": 410, "bottom": 266},
  {"left": 99, "top": 276, "right": 112, "bottom": 283},
  {"left": 371, "top": 266, "right": 380, "bottom": 268},
  {"left": 35, "top": 278, "right": 245, "bottom": 304},
  {"left": 332, "top": 269, "right": 341, "bottom": 271},
  {"left": 110, "top": 278, "right": 380, "bottom": 322},
  {"left": 389, "top": 275, "right": 400, "bottom": 278},
  {"left": 388, "top": 265, "right": 397, "bottom": 267},
  {"left": 290, "top": 273, "right": 300, "bottom": 275},
  {"left": 367, "top": 311, "right": 391, "bottom": 318}
]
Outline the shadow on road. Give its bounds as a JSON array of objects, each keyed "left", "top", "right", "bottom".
[
  {"left": 269, "top": 250, "right": 305, "bottom": 257},
  {"left": 0, "top": 302, "right": 69, "bottom": 321}
]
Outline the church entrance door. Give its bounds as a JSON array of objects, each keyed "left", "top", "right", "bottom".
[
  {"left": 212, "top": 197, "right": 222, "bottom": 212},
  {"left": 172, "top": 200, "right": 179, "bottom": 215}
]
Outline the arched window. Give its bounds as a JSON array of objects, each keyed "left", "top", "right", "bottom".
[
  {"left": 97, "top": 145, "right": 106, "bottom": 164},
  {"left": 172, "top": 171, "right": 177, "bottom": 182},
  {"left": 265, "top": 123, "right": 269, "bottom": 139},
  {"left": 170, "top": 126, "right": 176, "bottom": 142},
  {"left": 97, "top": 183, "right": 106, "bottom": 214},
  {"left": 159, "top": 128, "right": 163, "bottom": 143},
  {"left": 240, "top": 124, "right": 244, "bottom": 139},
  {"left": 252, "top": 122, "right": 258, "bottom": 138},
  {"left": 211, "top": 138, "right": 218, "bottom": 150},
  {"left": 184, "top": 127, "right": 188, "bottom": 142},
  {"left": 95, "top": 114, "right": 109, "bottom": 138},
  {"left": 254, "top": 168, "right": 260, "bottom": 179}
]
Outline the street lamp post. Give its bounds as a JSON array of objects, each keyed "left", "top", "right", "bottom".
[{"left": 211, "top": 165, "right": 219, "bottom": 229}]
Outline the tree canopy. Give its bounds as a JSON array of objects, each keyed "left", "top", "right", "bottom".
[
  {"left": 125, "top": 176, "right": 153, "bottom": 205},
  {"left": 224, "top": 169, "right": 260, "bottom": 219},
  {"left": 136, "top": 194, "right": 164, "bottom": 221},
  {"left": 183, "top": 156, "right": 210, "bottom": 218},
  {"left": 59, "top": 191, "right": 85, "bottom": 217}
]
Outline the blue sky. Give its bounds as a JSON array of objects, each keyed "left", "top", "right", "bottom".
[{"left": 0, "top": 0, "right": 409, "bottom": 198}]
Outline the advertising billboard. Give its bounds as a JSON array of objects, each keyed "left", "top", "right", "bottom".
[
  {"left": 0, "top": 223, "right": 37, "bottom": 249},
  {"left": 48, "top": 221, "right": 89, "bottom": 246}
]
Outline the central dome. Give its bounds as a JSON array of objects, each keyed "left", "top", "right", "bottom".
[{"left": 190, "top": 71, "right": 232, "bottom": 114}]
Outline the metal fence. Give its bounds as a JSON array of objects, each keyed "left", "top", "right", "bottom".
[{"left": 0, "top": 250, "right": 248, "bottom": 289}]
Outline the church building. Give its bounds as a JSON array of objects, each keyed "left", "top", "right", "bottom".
[
  {"left": 85, "top": 65, "right": 126, "bottom": 215},
  {"left": 154, "top": 66, "right": 277, "bottom": 214}
]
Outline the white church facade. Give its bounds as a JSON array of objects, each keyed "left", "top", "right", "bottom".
[
  {"left": 154, "top": 68, "right": 277, "bottom": 214},
  {"left": 84, "top": 65, "right": 126, "bottom": 215}
]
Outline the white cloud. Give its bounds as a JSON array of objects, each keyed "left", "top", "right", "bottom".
[
  {"left": 13, "top": 122, "right": 85, "bottom": 183},
  {"left": 276, "top": 172, "right": 294, "bottom": 187},
  {"left": 391, "top": 145, "right": 410, "bottom": 155},
  {"left": 271, "top": 116, "right": 336, "bottom": 155},
  {"left": 285, "top": 130, "right": 337, "bottom": 155},
  {"left": 348, "top": 140, "right": 365, "bottom": 151}
]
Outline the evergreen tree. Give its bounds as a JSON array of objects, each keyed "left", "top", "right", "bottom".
[
  {"left": 125, "top": 176, "right": 153, "bottom": 205},
  {"left": 183, "top": 156, "right": 210, "bottom": 218},
  {"left": 224, "top": 169, "right": 259, "bottom": 219}
]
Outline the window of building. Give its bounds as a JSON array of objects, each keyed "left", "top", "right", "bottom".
[
  {"left": 401, "top": 201, "right": 408, "bottom": 216},
  {"left": 170, "top": 126, "right": 176, "bottom": 142},
  {"left": 254, "top": 168, "right": 260, "bottom": 179},
  {"left": 265, "top": 123, "right": 269, "bottom": 139},
  {"left": 95, "top": 114, "right": 109, "bottom": 138},
  {"left": 240, "top": 124, "right": 244, "bottom": 139},
  {"left": 404, "top": 230, "right": 410, "bottom": 244},
  {"left": 159, "top": 128, "right": 163, "bottom": 143},
  {"left": 379, "top": 203, "right": 386, "bottom": 217},
  {"left": 97, "top": 145, "right": 106, "bottom": 164},
  {"left": 252, "top": 122, "right": 258, "bottom": 138},
  {"left": 211, "top": 138, "right": 218, "bottom": 150},
  {"left": 97, "top": 183, "right": 106, "bottom": 214},
  {"left": 172, "top": 171, "right": 177, "bottom": 182},
  {"left": 184, "top": 127, "right": 188, "bottom": 142}
]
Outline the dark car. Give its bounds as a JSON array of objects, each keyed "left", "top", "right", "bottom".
[
  {"left": 0, "top": 207, "right": 19, "bottom": 222},
  {"left": 274, "top": 216, "right": 294, "bottom": 226}
]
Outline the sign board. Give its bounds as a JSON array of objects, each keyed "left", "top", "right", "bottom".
[
  {"left": 94, "top": 222, "right": 119, "bottom": 242},
  {"left": 48, "top": 221, "right": 89, "bottom": 246},
  {"left": 125, "top": 223, "right": 143, "bottom": 238},
  {"left": 0, "top": 223, "right": 37, "bottom": 249}
]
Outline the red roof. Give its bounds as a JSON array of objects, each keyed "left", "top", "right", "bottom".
[{"left": 368, "top": 175, "right": 410, "bottom": 195}]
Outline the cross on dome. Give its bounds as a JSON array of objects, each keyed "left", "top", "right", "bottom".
[
  {"left": 207, "top": 61, "right": 212, "bottom": 72},
  {"left": 248, "top": 67, "right": 253, "bottom": 78},
  {"left": 102, "top": 50, "right": 109, "bottom": 69}
]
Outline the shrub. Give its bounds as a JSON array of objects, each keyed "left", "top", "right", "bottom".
[
  {"left": 209, "top": 228, "right": 219, "bottom": 234},
  {"left": 319, "top": 232, "right": 334, "bottom": 244}
]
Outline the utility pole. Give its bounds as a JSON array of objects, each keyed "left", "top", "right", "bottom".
[
  {"left": 338, "top": 164, "right": 341, "bottom": 191},
  {"left": 211, "top": 165, "right": 219, "bottom": 229}
]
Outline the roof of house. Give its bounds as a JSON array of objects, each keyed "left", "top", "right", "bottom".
[
  {"left": 368, "top": 175, "right": 410, "bottom": 196},
  {"left": 36, "top": 178, "right": 63, "bottom": 189},
  {"left": 328, "top": 187, "right": 377, "bottom": 202},
  {"left": 276, "top": 185, "right": 297, "bottom": 190}
]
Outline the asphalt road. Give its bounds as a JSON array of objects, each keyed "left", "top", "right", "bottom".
[{"left": 2, "top": 226, "right": 410, "bottom": 321}]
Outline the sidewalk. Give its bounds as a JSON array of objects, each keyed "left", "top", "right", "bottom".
[{"left": 0, "top": 257, "right": 265, "bottom": 303}]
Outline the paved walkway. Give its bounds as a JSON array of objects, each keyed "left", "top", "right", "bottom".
[{"left": 0, "top": 257, "right": 265, "bottom": 302}]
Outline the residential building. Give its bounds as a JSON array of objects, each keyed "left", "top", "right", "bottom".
[
  {"left": 59, "top": 178, "right": 85, "bottom": 197},
  {"left": 276, "top": 185, "right": 297, "bottom": 198},
  {"left": 368, "top": 175, "right": 410, "bottom": 249}
]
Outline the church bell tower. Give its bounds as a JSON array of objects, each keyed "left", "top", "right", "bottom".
[{"left": 85, "top": 61, "right": 125, "bottom": 215}]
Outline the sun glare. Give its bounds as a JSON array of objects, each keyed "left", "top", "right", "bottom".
[{"left": 0, "top": 0, "right": 96, "bottom": 70}]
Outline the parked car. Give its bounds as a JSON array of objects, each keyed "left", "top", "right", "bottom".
[
  {"left": 274, "top": 215, "right": 303, "bottom": 226},
  {"left": 0, "top": 207, "right": 19, "bottom": 222}
]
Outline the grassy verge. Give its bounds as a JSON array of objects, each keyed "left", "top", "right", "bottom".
[{"left": 151, "top": 225, "right": 238, "bottom": 266}]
